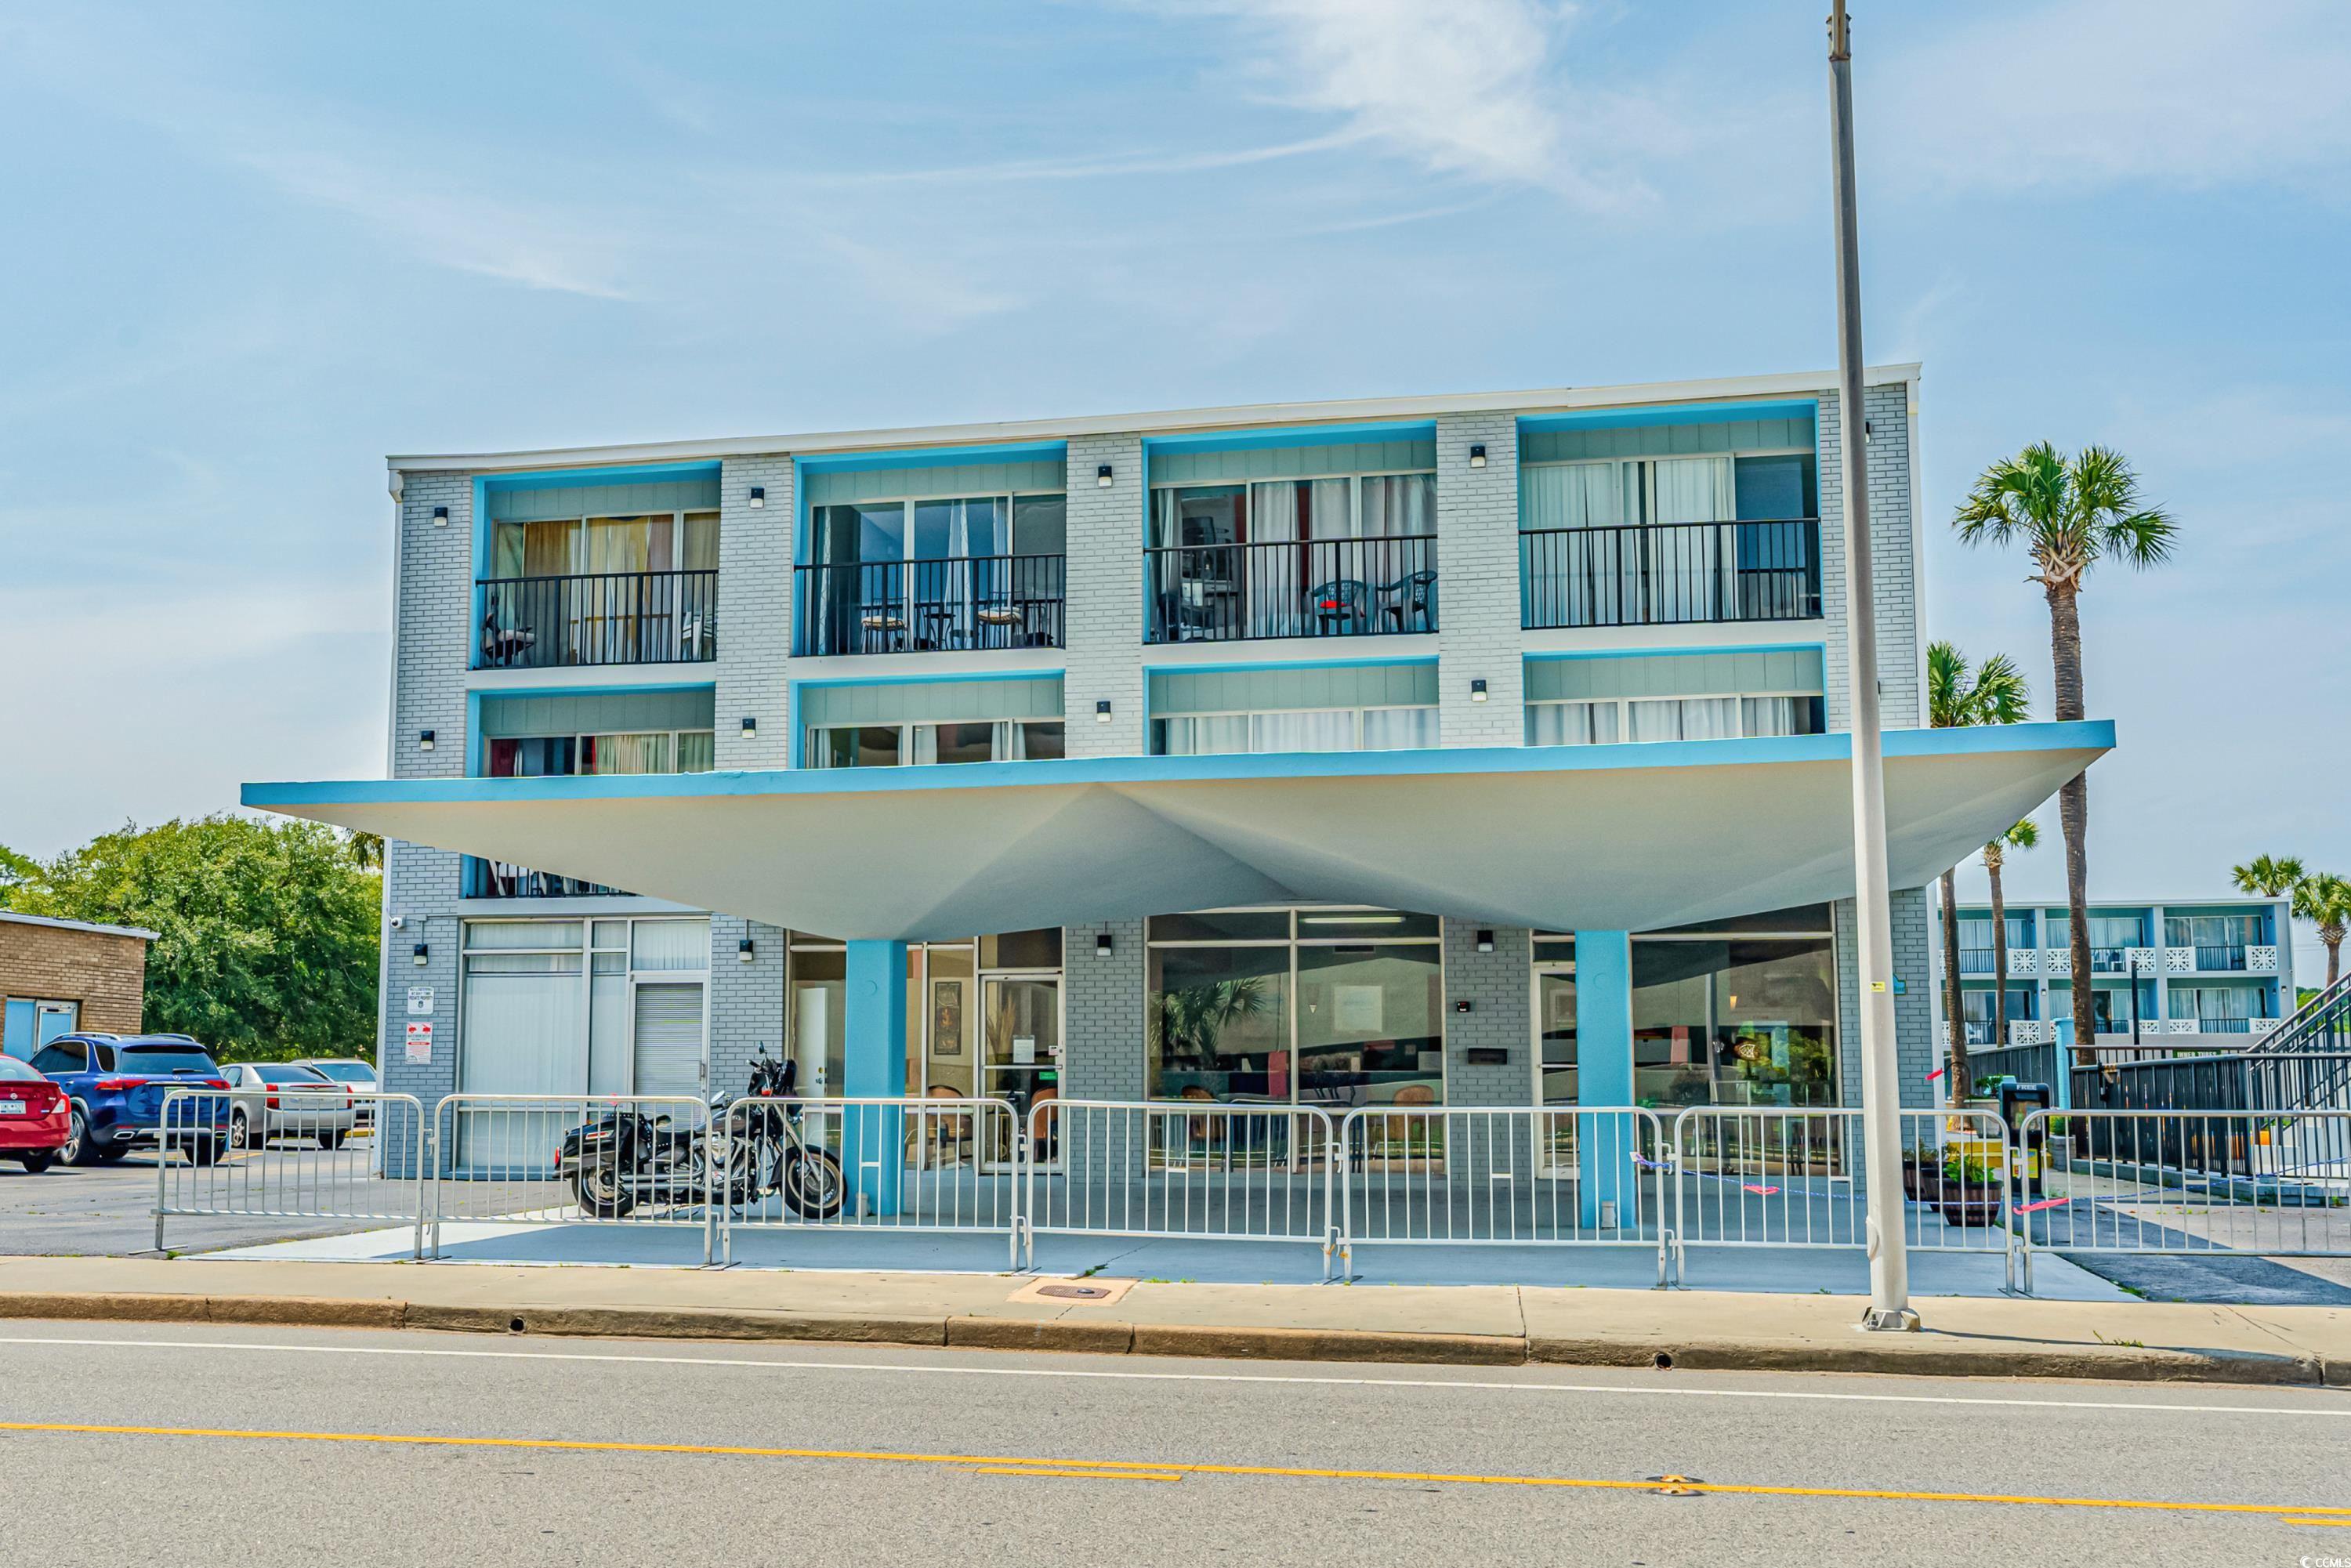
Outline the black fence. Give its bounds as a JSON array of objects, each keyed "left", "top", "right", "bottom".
[
  {"left": 1520, "top": 519, "right": 1820, "bottom": 629},
  {"left": 1145, "top": 536, "right": 1436, "bottom": 643},
  {"left": 795, "top": 556, "right": 1064, "bottom": 656},
  {"left": 475, "top": 570, "right": 717, "bottom": 669}
]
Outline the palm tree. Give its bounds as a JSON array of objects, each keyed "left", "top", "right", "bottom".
[
  {"left": 1926, "top": 641, "right": 2029, "bottom": 1093},
  {"left": 1980, "top": 820, "right": 2038, "bottom": 1049},
  {"left": 1954, "top": 444, "right": 2176, "bottom": 1061},
  {"left": 2292, "top": 873, "right": 2351, "bottom": 989},
  {"left": 2231, "top": 853, "right": 2306, "bottom": 899}
]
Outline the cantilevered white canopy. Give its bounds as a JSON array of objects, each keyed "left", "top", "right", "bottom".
[{"left": 245, "top": 722, "right": 2110, "bottom": 941}]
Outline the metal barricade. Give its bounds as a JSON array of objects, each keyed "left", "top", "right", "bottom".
[
  {"left": 716, "top": 1095, "right": 1022, "bottom": 1268},
  {"left": 155, "top": 1088, "right": 429, "bottom": 1258},
  {"left": 1672, "top": 1106, "right": 2015, "bottom": 1287},
  {"left": 1336, "top": 1106, "right": 1670, "bottom": 1284},
  {"left": 426, "top": 1094, "right": 716, "bottom": 1262},
  {"left": 1024, "top": 1100, "right": 1339, "bottom": 1277},
  {"left": 2016, "top": 1106, "right": 2351, "bottom": 1295}
]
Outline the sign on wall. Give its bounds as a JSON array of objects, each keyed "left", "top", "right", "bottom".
[
  {"left": 404, "top": 1020, "right": 433, "bottom": 1064},
  {"left": 407, "top": 986, "right": 435, "bottom": 1016}
]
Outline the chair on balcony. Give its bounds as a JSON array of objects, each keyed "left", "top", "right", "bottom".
[
  {"left": 1375, "top": 570, "right": 1437, "bottom": 633},
  {"left": 479, "top": 594, "right": 537, "bottom": 668},
  {"left": 1305, "top": 578, "right": 1370, "bottom": 636},
  {"left": 857, "top": 601, "right": 909, "bottom": 653}
]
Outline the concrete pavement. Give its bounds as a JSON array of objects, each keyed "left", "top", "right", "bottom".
[
  {"left": 2, "top": 1320, "right": 2346, "bottom": 1567},
  {"left": 4, "top": 1252, "right": 2349, "bottom": 1385}
]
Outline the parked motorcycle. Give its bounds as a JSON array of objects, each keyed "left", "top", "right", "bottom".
[{"left": 556, "top": 1048, "right": 844, "bottom": 1221}]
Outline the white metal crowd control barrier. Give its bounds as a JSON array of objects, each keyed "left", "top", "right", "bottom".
[
  {"left": 156, "top": 1088, "right": 430, "bottom": 1258},
  {"left": 1024, "top": 1099, "right": 1340, "bottom": 1276},
  {"left": 2016, "top": 1106, "right": 2351, "bottom": 1295},
  {"left": 1671, "top": 1106, "right": 2016, "bottom": 1287},
  {"left": 1335, "top": 1106, "right": 1671, "bottom": 1284},
  {"left": 426, "top": 1093, "right": 716, "bottom": 1261},
  {"left": 717, "top": 1095, "right": 1022, "bottom": 1267}
]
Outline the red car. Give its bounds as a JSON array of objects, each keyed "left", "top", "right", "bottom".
[{"left": 0, "top": 1053, "right": 71, "bottom": 1172}]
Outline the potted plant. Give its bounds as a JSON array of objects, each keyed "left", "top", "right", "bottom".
[{"left": 1936, "top": 1150, "right": 2004, "bottom": 1227}]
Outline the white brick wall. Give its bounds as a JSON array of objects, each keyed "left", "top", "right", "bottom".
[
  {"left": 1435, "top": 414, "right": 1524, "bottom": 745},
  {"left": 715, "top": 455, "right": 793, "bottom": 769},
  {"left": 1062, "top": 433, "right": 1146, "bottom": 757},
  {"left": 1817, "top": 382, "right": 1922, "bottom": 732}
]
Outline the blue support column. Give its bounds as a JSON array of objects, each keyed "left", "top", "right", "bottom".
[
  {"left": 841, "top": 940, "right": 908, "bottom": 1217},
  {"left": 1574, "top": 930, "right": 1636, "bottom": 1229}
]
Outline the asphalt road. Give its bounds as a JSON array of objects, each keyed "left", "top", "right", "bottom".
[{"left": 2, "top": 1322, "right": 2346, "bottom": 1566}]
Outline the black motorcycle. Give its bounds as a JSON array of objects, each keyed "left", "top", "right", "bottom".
[{"left": 556, "top": 1049, "right": 844, "bottom": 1221}]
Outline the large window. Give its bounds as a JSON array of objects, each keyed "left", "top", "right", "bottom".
[
  {"left": 810, "top": 492, "right": 1066, "bottom": 568},
  {"left": 1146, "top": 908, "right": 1443, "bottom": 1107},
  {"left": 1148, "top": 471, "right": 1438, "bottom": 642},
  {"left": 806, "top": 719, "right": 1065, "bottom": 767},
  {"left": 488, "top": 729, "right": 715, "bottom": 777},
  {"left": 1533, "top": 905, "right": 1838, "bottom": 1110},
  {"left": 1527, "top": 693, "right": 1823, "bottom": 747},
  {"left": 491, "top": 509, "right": 719, "bottom": 581},
  {"left": 1153, "top": 705, "right": 1437, "bottom": 756}
]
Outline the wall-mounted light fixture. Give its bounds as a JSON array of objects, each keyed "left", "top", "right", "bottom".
[
  {"left": 1096, "top": 699, "right": 1113, "bottom": 723},
  {"left": 1468, "top": 444, "right": 1487, "bottom": 469},
  {"left": 1096, "top": 932, "right": 1114, "bottom": 957},
  {"left": 738, "top": 937, "right": 756, "bottom": 963},
  {"left": 431, "top": 505, "right": 450, "bottom": 526},
  {"left": 411, "top": 942, "right": 430, "bottom": 967},
  {"left": 1469, "top": 679, "right": 1488, "bottom": 704},
  {"left": 418, "top": 729, "right": 437, "bottom": 751},
  {"left": 1096, "top": 464, "right": 1114, "bottom": 487},
  {"left": 741, "top": 716, "right": 758, "bottom": 737},
  {"left": 748, "top": 486, "right": 766, "bottom": 509},
  {"left": 1454, "top": 999, "right": 1474, "bottom": 1014},
  {"left": 1476, "top": 929, "right": 1495, "bottom": 954}
]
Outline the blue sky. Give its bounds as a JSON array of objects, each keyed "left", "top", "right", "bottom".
[{"left": 2, "top": 0, "right": 2345, "bottom": 970}]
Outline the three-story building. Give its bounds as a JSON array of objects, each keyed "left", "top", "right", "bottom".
[{"left": 249, "top": 364, "right": 2112, "bottom": 1166}]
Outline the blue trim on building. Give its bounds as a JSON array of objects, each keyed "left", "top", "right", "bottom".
[
  {"left": 1141, "top": 420, "right": 1436, "bottom": 455},
  {"left": 1516, "top": 400, "right": 1819, "bottom": 435},
  {"left": 794, "top": 440, "right": 1068, "bottom": 476},
  {"left": 1521, "top": 643, "right": 1829, "bottom": 665},
  {"left": 244, "top": 719, "right": 2116, "bottom": 809}
]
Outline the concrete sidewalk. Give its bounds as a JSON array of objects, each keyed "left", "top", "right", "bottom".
[{"left": 2, "top": 1253, "right": 2346, "bottom": 1388}]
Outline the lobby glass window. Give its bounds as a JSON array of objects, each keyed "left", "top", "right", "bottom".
[
  {"left": 1145, "top": 907, "right": 1441, "bottom": 1106},
  {"left": 1628, "top": 910, "right": 1837, "bottom": 1110}
]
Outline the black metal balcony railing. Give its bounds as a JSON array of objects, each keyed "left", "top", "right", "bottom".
[
  {"left": 1145, "top": 536, "right": 1436, "bottom": 644},
  {"left": 1519, "top": 519, "right": 1821, "bottom": 630},
  {"left": 2090, "top": 947, "right": 2129, "bottom": 972},
  {"left": 462, "top": 856, "right": 626, "bottom": 900},
  {"left": 1958, "top": 947, "right": 1996, "bottom": 975},
  {"left": 476, "top": 570, "right": 717, "bottom": 669},
  {"left": 794, "top": 556, "right": 1064, "bottom": 657}
]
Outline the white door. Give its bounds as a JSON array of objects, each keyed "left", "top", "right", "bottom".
[{"left": 632, "top": 983, "right": 706, "bottom": 1102}]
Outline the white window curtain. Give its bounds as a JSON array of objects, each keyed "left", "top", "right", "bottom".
[
  {"left": 1360, "top": 474, "right": 1436, "bottom": 537},
  {"left": 1628, "top": 697, "right": 1740, "bottom": 743},
  {"left": 1647, "top": 457, "right": 1735, "bottom": 621},
  {"left": 1527, "top": 701, "right": 1620, "bottom": 747},
  {"left": 631, "top": 919, "right": 712, "bottom": 972},
  {"left": 907, "top": 726, "right": 938, "bottom": 765},
  {"left": 586, "top": 732, "right": 671, "bottom": 775},
  {"left": 1252, "top": 708, "right": 1357, "bottom": 753},
  {"left": 1740, "top": 697, "right": 1800, "bottom": 737},
  {"left": 457, "top": 949, "right": 586, "bottom": 1169},
  {"left": 1522, "top": 464, "right": 1625, "bottom": 626},
  {"left": 1160, "top": 714, "right": 1252, "bottom": 756},
  {"left": 676, "top": 730, "right": 715, "bottom": 773},
  {"left": 1360, "top": 706, "right": 1440, "bottom": 750}
]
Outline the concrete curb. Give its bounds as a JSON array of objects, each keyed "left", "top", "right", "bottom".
[{"left": 0, "top": 1291, "right": 2335, "bottom": 1387}]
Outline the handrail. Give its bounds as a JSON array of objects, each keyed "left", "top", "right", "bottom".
[{"left": 1519, "top": 518, "right": 1820, "bottom": 628}]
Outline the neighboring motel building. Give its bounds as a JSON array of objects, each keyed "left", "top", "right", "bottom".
[
  {"left": 246, "top": 365, "right": 2111, "bottom": 1148},
  {"left": 2, "top": 911, "right": 158, "bottom": 1059},
  {"left": 1943, "top": 896, "right": 2295, "bottom": 1050}
]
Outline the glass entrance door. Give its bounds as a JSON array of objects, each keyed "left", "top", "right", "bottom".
[
  {"left": 1534, "top": 965, "right": 1578, "bottom": 1176},
  {"left": 981, "top": 976, "right": 1060, "bottom": 1168}
]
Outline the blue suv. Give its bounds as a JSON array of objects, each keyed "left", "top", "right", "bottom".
[{"left": 30, "top": 1034, "right": 232, "bottom": 1166}]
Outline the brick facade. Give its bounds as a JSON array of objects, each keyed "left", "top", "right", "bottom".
[{"left": 1, "top": 916, "right": 151, "bottom": 1037}]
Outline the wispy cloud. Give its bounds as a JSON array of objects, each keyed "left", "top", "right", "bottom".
[
  {"left": 1885, "top": 0, "right": 2351, "bottom": 193},
  {"left": 1162, "top": 0, "right": 1664, "bottom": 208}
]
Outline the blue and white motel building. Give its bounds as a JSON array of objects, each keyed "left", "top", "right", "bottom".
[{"left": 247, "top": 364, "right": 2110, "bottom": 1182}]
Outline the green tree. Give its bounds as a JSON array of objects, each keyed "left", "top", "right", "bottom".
[
  {"left": 0, "top": 843, "right": 38, "bottom": 907},
  {"left": 8, "top": 817, "right": 381, "bottom": 1061},
  {"left": 2291, "top": 873, "right": 2351, "bottom": 990},
  {"left": 2231, "top": 854, "right": 2306, "bottom": 899},
  {"left": 1954, "top": 444, "right": 2176, "bottom": 1062},
  {"left": 1926, "top": 640, "right": 2028, "bottom": 1094},
  {"left": 1980, "top": 819, "right": 2038, "bottom": 1049}
]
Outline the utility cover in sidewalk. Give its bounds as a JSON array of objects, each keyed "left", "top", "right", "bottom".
[{"left": 1009, "top": 1276, "right": 1135, "bottom": 1305}]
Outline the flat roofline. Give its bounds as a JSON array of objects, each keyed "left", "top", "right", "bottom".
[
  {"left": 387, "top": 363, "right": 1922, "bottom": 475},
  {"left": 0, "top": 910, "right": 160, "bottom": 942},
  {"left": 1942, "top": 896, "right": 2288, "bottom": 909}
]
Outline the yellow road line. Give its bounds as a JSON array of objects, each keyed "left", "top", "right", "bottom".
[
  {"left": 973, "top": 1466, "right": 1182, "bottom": 1483},
  {"left": 4, "top": 1421, "right": 2344, "bottom": 1521}
]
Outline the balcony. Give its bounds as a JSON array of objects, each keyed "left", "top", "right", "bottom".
[
  {"left": 476, "top": 570, "right": 716, "bottom": 670},
  {"left": 1520, "top": 519, "right": 1820, "bottom": 630},
  {"left": 1145, "top": 537, "right": 1436, "bottom": 644},
  {"left": 2194, "top": 944, "right": 2249, "bottom": 972},
  {"left": 1958, "top": 947, "right": 1996, "bottom": 975},
  {"left": 794, "top": 556, "right": 1064, "bottom": 657},
  {"left": 462, "top": 856, "right": 627, "bottom": 900}
]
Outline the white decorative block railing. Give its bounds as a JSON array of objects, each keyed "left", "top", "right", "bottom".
[
  {"left": 2125, "top": 947, "right": 2159, "bottom": 976},
  {"left": 2041, "top": 947, "right": 2071, "bottom": 978},
  {"left": 2248, "top": 1016, "right": 2281, "bottom": 1036},
  {"left": 2248, "top": 945, "right": 2278, "bottom": 973},
  {"left": 2007, "top": 1019, "right": 2044, "bottom": 1045},
  {"left": 2164, "top": 947, "right": 2195, "bottom": 972},
  {"left": 2164, "top": 1018, "right": 2200, "bottom": 1034},
  {"left": 2007, "top": 948, "right": 2039, "bottom": 976}
]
